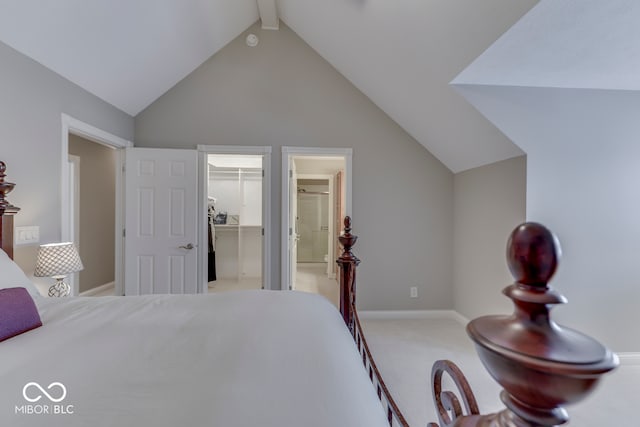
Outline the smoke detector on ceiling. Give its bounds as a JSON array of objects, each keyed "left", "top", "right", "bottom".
[{"left": 246, "top": 34, "right": 259, "bottom": 47}]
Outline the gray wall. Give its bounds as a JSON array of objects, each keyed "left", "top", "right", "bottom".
[
  {"left": 453, "top": 84, "right": 640, "bottom": 352},
  {"left": 453, "top": 156, "right": 527, "bottom": 320},
  {"left": 452, "top": 1, "right": 640, "bottom": 351},
  {"left": 69, "top": 135, "right": 116, "bottom": 293},
  {"left": 0, "top": 40, "right": 133, "bottom": 279},
  {"left": 135, "top": 22, "right": 454, "bottom": 310}
]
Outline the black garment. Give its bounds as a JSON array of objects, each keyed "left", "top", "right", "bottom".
[{"left": 207, "top": 221, "right": 217, "bottom": 281}]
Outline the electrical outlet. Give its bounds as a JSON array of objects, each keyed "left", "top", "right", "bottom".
[{"left": 410, "top": 286, "right": 418, "bottom": 298}]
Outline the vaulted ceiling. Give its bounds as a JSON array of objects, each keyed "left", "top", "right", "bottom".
[{"left": 0, "top": 0, "right": 538, "bottom": 172}]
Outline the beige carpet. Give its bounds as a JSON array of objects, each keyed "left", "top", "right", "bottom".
[
  {"left": 361, "top": 316, "right": 639, "bottom": 426},
  {"left": 208, "top": 277, "right": 262, "bottom": 293},
  {"left": 293, "top": 262, "right": 339, "bottom": 309}
]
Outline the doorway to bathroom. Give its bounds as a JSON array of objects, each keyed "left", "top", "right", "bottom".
[
  {"left": 296, "top": 176, "right": 336, "bottom": 304},
  {"left": 282, "top": 147, "right": 352, "bottom": 308}
]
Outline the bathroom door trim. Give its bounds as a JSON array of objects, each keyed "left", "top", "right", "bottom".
[{"left": 197, "top": 145, "right": 272, "bottom": 292}]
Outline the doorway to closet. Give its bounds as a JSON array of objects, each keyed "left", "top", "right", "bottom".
[{"left": 202, "top": 147, "right": 271, "bottom": 293}]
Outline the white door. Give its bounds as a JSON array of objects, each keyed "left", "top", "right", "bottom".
[
  {"left": 124, "top": 148, "right": 198, "bottom": 295},
  {"left": 288, "top": 157, "right": 298, "bottom": 290},
  {"left": 68, "top": 155, "right": 81, "bottom": 295}
]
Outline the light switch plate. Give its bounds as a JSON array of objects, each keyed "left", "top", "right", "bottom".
[{"left": 15, "top": 226, "right": 40, "bottom": 245}]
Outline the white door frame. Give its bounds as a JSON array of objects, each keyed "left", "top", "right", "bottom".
[
  {"left": 68, "top": 155, "right": 81, "bottom": 292},
  {"left": 281, "top": 147, "right": 352, "bottom": 291},
  {"left": 197, "top": 145, "right": 272, "bottom": 292},
  {"left": 288, "top": 157, "right": 298, "bottom": 290},
  {"left": 61, "top": 113, "right": 132, "bottom": 296}
]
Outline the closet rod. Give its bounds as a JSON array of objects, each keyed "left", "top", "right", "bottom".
[{"left": 209, "top": 169, "right": 262, "bottom": 174}]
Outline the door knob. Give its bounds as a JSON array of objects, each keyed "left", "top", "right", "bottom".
[{"left": 179, "top": 243, "right": 194, "bottom": 250}]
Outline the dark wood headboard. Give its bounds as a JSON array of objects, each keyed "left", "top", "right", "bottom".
[{"left": 0, "top": 161, "right": 20, "bottom": 259}]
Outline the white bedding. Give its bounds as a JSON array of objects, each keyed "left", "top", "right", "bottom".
[{"left": 0, "top": 290, "right": 388, "bottom": 427}]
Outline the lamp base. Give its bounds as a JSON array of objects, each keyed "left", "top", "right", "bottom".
[{"left": 48, "top": 278, "right": 70, "bottom": 297}]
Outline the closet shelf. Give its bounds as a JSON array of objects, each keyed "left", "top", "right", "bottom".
[{"left": 215, "top": 224, "right": 262, "bottom": 229}]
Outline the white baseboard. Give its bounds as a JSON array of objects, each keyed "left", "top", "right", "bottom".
[
  {"left": 358, "top": 310, "right": 469, "bottom": 326},
  {"left": 79, "top": 281, "right": 115, "bottom": 296},
  {"left": 617, "top": 352, "right": 640, "bottom": 366},
  {"left": 448, "top": 311, "right": 471, "bottom": 326}
]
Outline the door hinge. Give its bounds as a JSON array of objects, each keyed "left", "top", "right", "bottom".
[
  {"left": 122, "top": 163, "right": 126, "bottom": 173},
  {"left": 261, "top": 228, "right": 264, "bottom": 236},
  {"left": 289, "top": 227, "right": 292, "bottom": 236},
  {"left": 289, "top": 169, "right": 293, "bottom": 178},
  {"left": 262, "top": 169, "right": 265, "bottom": 177},
  {"left": 122, "top": 229, "right": 126, "bottom": 237}
]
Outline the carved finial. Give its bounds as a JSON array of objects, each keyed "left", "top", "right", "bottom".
[
  {"left": 339, "top": 216, "right": 357, "bottom": 254},
  {"left": 343, "top": 216, "right": 352, "bottom": 235},
  {"left": 506, "top": 222, "right": 561, "bottom": 288},
  {"left": 0, "top": 161, "right": 18, "bottom": 214},
  {"left": 463, "top": 222, "right": 618, "bottom": 427}
]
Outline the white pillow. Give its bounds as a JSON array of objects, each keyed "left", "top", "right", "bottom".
[{"left": 0, "top": 249, "right": 41, "bottom": 298}]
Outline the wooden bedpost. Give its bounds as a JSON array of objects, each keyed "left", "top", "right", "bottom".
[
  {"left": 0, "top": 161, "right": 20, "bottom": 259},
  {"left": 337, "top": 216, "right": 360, "bottom": 334},
  {"left": 337, "top": 216, "right": 411, "bottom": 426},
  {"left": 430, "top": 222, "right": 618, "bottom": 427}
]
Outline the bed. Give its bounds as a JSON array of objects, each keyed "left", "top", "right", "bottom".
[
  {"left": 1, "top": 168, "right": 391, "bottom": 426},
  {"left": 2, "top": 291, "right": 393, "bottom": 426},
  {"left": 0, "top": 160, "right": 619, "bottom": 427}
]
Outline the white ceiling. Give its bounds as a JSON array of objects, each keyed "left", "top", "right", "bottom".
[
  {"left": 0, "top": 0, "right": 538, "bottom": 172},
  {"left": 454, "top": 0, "right": 640, "bottom": 91},
  {"left": 0, "top": 0, "right": 259, "bottom": 116}
]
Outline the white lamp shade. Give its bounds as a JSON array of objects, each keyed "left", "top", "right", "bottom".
[{"left": 34, "top": 242, "right": 84, "bottom": 277}]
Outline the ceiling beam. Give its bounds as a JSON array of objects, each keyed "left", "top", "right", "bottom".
[{"left": 257, "top": 0, "right": 279, "bottom": 30}]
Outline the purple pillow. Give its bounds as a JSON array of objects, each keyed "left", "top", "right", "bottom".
[{"left": 0, "top": 287, "right": 42, "bottom": 342}]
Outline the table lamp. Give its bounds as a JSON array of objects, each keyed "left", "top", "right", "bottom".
[{"left": 34, "top": 242, "right": 84, "bottom": 297}]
